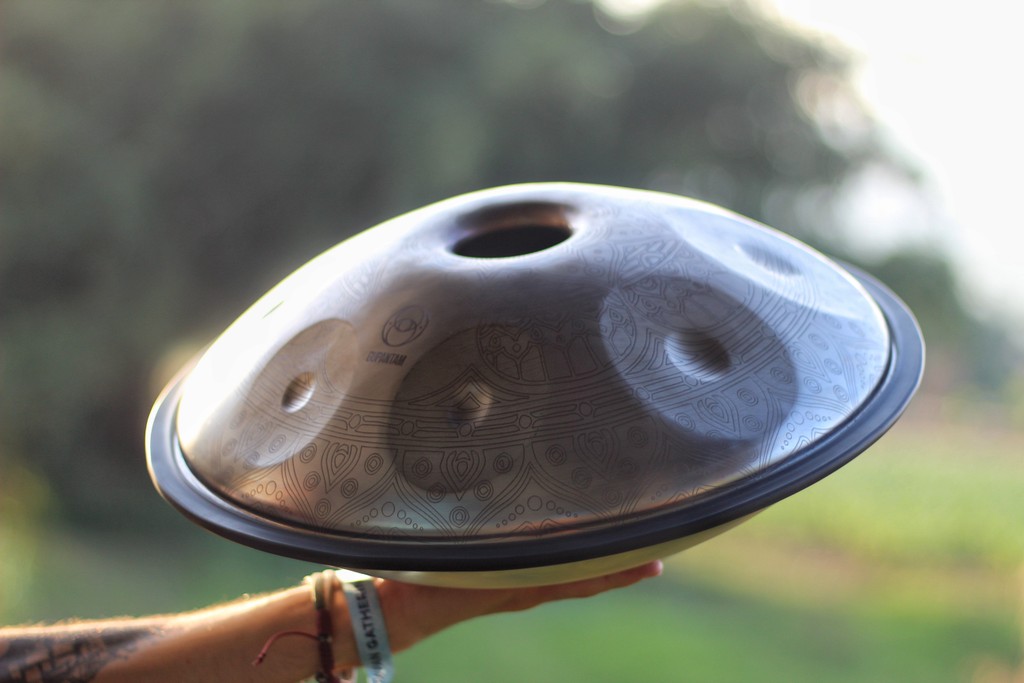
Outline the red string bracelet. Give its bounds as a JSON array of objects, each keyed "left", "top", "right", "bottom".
[{"left": 253, "top": 570, "right": 353, "bottom": 683}]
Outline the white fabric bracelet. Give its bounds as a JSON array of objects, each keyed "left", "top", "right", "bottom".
[{"left": 338, "top": 571, "right": 394, "bottom": 683}]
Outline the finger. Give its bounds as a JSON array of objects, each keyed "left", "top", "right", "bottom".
[
  {"left": 495, "top": 560, "right": 663, "bottom": 612},
  {"left": 540, "top": 560, "right": 663, "bottom": 601}
]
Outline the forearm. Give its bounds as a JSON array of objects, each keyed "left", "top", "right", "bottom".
[
  {"left": 0, "top": 618, "right": 165, "bottom": 683},
  {"left": 0, "top": 561, "right": 661, "bottom": 682},
  {"left": 0, "top": 584, "right": 359, "bottom": 683}
]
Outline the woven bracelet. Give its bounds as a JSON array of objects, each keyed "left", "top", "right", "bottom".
[
  {"left": 253, "top": 570, "right": 349, "bottom": 683},
  {"left": 253, "top": 570, "right": 393, "bottom": 683}
]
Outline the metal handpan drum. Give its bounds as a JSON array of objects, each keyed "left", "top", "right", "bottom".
[{"left": 146, "top": 183, "right": 924, "bottom": 587}]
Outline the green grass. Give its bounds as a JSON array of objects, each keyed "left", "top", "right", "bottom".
[
  {"left": 3, "top": 419, "right": 1022, "bottom": 681},
  {"left": 743, "top": 421, "right": 1024, "bottom": 570},
  {"left": 396, "top": 578, "right": 1019, "bottom": 683}
]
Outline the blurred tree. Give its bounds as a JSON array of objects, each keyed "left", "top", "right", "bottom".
[
  {"left": 867, "top": 249, "right": 1018, "bottom": 397},
  {"left": 0, "top": 0, "right": 1010, "bottom": 528}
]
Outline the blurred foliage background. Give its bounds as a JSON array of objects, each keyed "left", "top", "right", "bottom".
[{"left": 1, "top": 1, "right": 1021, "bottom": 681}]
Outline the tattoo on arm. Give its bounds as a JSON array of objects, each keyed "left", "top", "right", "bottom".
[{"left": 0, "top": 625, "right": 160, "bottom": 683}]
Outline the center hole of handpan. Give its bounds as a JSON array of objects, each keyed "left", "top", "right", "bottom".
[
  {"left": 455, "top": 225, "right": 570, "bottom": 258},
  {"left": 453, "top": 202, "right": 573, "bottom": 258}
]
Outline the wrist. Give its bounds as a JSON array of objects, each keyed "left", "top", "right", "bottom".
[
  {"left": 251, "top": 573, "right": 359, "bottom": 682},
  {"left": 372, "top": 579, "right": 424, "bottom": 654}
]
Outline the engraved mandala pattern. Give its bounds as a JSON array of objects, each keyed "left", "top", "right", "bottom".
[{"left": 176, "top": 186, "right": 892, "bottom": 543}]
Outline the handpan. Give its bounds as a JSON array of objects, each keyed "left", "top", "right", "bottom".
[{"left": 146, "top": 183, "right": 924, "bottom": 587}]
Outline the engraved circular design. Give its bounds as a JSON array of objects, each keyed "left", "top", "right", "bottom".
[
  {"left": 147, "top": 183, "right": 924, "bottom": 587},
  {"left": 340, "top": 479, "right": 358, "bottom": 498},
  {"left": 382, "top": 305, "right": 429, "bottom": 347}
]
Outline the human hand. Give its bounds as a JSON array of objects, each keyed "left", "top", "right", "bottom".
[{"left": 374, "top": 560, "right": 663, "bottom": 653}]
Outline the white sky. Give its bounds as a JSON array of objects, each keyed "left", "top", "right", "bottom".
[
  {"left": 761, "top": 0, "right": 1024, "bottom": 324},
  {"left": 602, "top": 0, "right": 1024, "bottom": 325}
]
